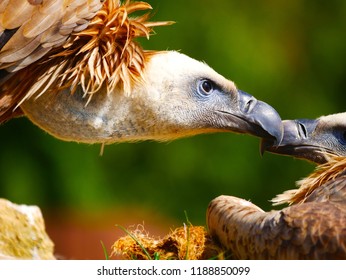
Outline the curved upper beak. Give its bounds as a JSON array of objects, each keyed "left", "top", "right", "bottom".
[
  {"left": 216, "top": 89, "right": 283, "bottom": 144},
  {"left": 260, "top": 118, "right": 328, "bottom": 163}
]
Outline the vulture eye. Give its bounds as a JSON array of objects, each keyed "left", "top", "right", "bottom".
[
  {"left": 341, "top": 130, "right": 346, "bottom": 144},
  {"left": 198, "top": 79, "right": 214, "bottom": 96},
  {"left": 335, "top": 127, "right": 346, "bottom": 145}
]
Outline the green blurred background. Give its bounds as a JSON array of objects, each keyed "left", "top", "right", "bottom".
[{"left": 0, "top": 0, "right": 345, "bottom": 258}]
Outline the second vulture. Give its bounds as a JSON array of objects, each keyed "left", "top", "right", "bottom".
[
  {"left": 0, "top": 0, "right": 282, "bottom": 144},
  {"left": 208, "top": 112, "right": 346, "bottom": 259}
]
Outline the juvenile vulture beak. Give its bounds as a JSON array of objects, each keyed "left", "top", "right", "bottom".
[{"left": 261, "top": 113, "right": 346, "bottom": 163}]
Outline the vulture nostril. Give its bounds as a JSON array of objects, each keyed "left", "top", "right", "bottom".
[
  {"left": 244, "top": 98, "right": 256, "bottom": 113},
  {"left": 298, "top": 122, "right": 308, "bottom": 139}
]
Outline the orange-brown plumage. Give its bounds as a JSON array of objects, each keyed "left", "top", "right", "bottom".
[
  {"left": 272, "top": 156, "right": 346, "bottom": 206},
  {"left": 208, "top": 157, "right": 346, "bottom": 259},
  {"left": 0, "top": 0, "right": 172, "bottom": 123}
]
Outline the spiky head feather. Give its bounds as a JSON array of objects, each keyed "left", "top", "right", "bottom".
[
  {"left": 272, "top": 155, "right": 346, "bottom": 205},
  {"left": 49, "top": 0, "right": 173, "bottom": 97}
]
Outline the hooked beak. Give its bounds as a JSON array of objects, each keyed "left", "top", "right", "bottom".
[
  {"left": 260, "top": 118, "right": 328, "bottom": 163},
  {"left": 216, "top": 90, "right": 283, "bottom": 144}
]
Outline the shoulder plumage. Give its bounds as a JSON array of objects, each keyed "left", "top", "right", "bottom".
[
  {"left": 0, "top": 0, "right": 104, "bottom": 71},
  {"left": 0, "top": 0, "right": 173, "bottom": 122},
  {"left": 272, "top": 155, "right": 346, "bottom": 205}
]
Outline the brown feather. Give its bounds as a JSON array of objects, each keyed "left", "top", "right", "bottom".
[
  {"left": 0, "top": 0, "right": 173, "bottom": 123},
  {"left": 272, "top": 155, "right": 346, "bottom": 205},
  {"left": 207, "top": 154, "right": 346, "bottom": 259},
  {"left": 0, "top": 0, "right": 103, "bottom": 71},
  {"left": 0, "top": 0, "right": 34, "bottom": 30}
]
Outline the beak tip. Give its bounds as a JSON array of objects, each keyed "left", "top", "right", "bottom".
[
  {"left": 236, "top": 90, "right": 284, "bottom": 142},
  {"left": 260, "top": 137, "right": 275, "bottom": 156},
  {"left": 273, "top": 128, "right": 284, "bottom": 146},
  {"left": 260, "top": 139, "right": 266, "bottom": 156},
  {"left": 258, "top": 108, "right": 284, "bottom": 145}
]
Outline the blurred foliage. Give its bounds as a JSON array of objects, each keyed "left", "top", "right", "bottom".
[{"left": 0, "top": 0, "right": 345, "bottom": 225}]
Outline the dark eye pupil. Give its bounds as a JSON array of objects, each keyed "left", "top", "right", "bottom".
[
  {"left": 343, "top": 131, "right": 346, "bottom": 141},
  {"left": 202, "top": 80, "right": 212, "bottom": 93}
]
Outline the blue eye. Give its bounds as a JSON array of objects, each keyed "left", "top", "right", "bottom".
[{"left": 198, "top": 79, "right": 214, "bottom": 96}]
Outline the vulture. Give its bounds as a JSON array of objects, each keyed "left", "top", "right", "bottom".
[
  {"left": 0, "top": 0, "right": 283, "bottom": 144},
  {"left": 207, "top": 112, "right": 346, "bottom": 259}
]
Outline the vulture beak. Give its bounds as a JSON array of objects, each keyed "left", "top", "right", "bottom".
[
  {"left": 260, "top": 118, "right": 328, "bottom": 163},
  {"left": 218, "top": 90, "right": 283, "bottom": 144}
]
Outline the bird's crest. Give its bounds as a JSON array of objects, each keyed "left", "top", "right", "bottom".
[{"left": 272, "top": 154, "right": 346, "bottom": 205}]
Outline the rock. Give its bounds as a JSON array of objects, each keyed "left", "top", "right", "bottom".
[{"left": 0, "top": 198, "right": 55, "bottom": 259}]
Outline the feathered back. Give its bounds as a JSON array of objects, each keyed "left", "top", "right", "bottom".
[{"left": 0, "top": 0, "right": 173, "bottom": 123}]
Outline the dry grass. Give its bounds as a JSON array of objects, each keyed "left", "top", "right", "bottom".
[{"left": 112, "top": 224, "right": 226, "bottom": 260}]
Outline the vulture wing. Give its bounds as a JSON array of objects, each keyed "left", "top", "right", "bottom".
[
  {"left": 0, "top": 0, "right": 103, "bottom": 72},
  {"left": 0, "top": 0, "right": 103, "bottom": 120},
  {"left": 208, "top": 193, "right": 346, "bottom": 259}
]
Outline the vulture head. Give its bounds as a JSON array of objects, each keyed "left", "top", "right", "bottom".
[
  {"left": 261, "top": 112, "right": 346, "bottom": 164},
  {"left": 19, "top": 51, "right": 283, "bottom": 143},
  {"left": 0, "top": 0, "right": 283, "bottom": 144}
]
